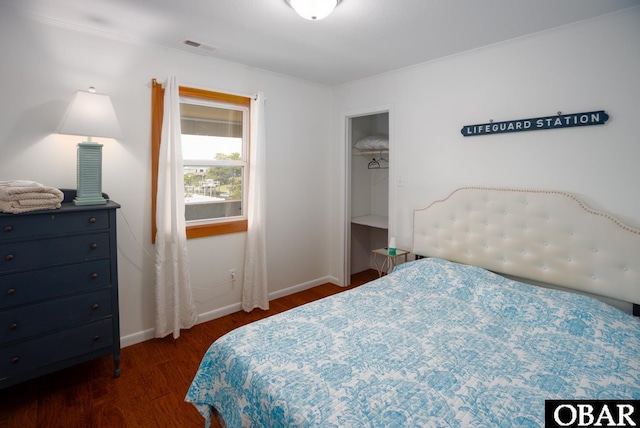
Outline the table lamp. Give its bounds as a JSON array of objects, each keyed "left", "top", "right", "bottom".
[
  {"left": 388, "top": 237, "right": 397, "bottom": 256},
  {"left": 57, "top": 87, "right": 122, "bottom": 205}
]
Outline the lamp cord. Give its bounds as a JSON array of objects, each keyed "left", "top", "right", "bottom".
[{"left": 117, "top": 209, "right": 154, "bottom": 260}]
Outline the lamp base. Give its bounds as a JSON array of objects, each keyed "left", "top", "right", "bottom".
[
  {"left": 75, "top": 141, "right": 107, "bottom": 206},
  {"left": 74, "top": 195, "right": 107, "bottom": 206}
]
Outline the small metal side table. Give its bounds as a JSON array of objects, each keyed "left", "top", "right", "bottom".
[{"left": 372, "top": 247, "right": 409, "bottom": 277}]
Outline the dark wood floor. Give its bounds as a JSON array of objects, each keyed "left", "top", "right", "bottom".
[{"left": 0, "top": 270, "right": 378, "bottom": 428}]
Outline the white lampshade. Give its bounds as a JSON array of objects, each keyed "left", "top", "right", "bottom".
[
  {"left": 57, "top": 89, "right": 123, "bottom": 139},
  {"left": 286, "top": 0, "right": 338, "bottom": 20}
]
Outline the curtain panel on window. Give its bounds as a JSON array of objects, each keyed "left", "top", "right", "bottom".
[
  {"left": 154, "top": 76, "right": 198, "bottom": 338},
  {"left": 242, "top": 92, "right": 269, "bottom": 311}
]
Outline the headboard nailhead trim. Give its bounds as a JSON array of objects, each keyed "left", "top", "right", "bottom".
[{"left": 414, "top": 187, "right": 640, "bottom": 235}]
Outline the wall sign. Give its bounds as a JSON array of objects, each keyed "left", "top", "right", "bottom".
[{"left": 461, "top": 110, "right": 609, "bottom": 137}]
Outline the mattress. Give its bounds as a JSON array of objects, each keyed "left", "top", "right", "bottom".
[{"left": 185, "top": 258, "right": 640, "bottom": 427}]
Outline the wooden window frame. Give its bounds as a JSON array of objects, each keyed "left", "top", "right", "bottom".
[{"left": 151, "top": 79, "right": 250, "bottom": 241}]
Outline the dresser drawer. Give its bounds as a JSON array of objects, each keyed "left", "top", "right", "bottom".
[
  {"left": 0, "top": 260, "right": 111, "bottom": 309},
  {"left": 0, "top": 232, "right": 110, "bottom": 273},
  {"left": 0, "top": 318, "right": 113, "bottom": 380},
  {"left": 1, "top": 289, "right": 112, "bottom": 344},
  {"left": 0, "top": 211, "right": 109, "bottom": 241}
]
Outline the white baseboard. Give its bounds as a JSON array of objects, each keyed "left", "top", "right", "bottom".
[
  {"left": 120, "top": 275, "right": 340, "bottom": 348},
  {"left": 197, "top": 302, "right": 243, "bottom": 324},
  {"left": 268, "top": 275, "right": 338, "bottom": 300},
  {"left": 120, "top": 328, "right": 155, "bottom": 348}
]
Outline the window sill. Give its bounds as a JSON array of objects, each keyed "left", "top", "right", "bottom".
[{"left": 186, "top": 219, "right": 248, "bottom": 239}]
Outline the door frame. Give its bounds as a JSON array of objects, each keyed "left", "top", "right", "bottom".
[{"left": 342, "top": 105, "right": 394, "bottom": 286}]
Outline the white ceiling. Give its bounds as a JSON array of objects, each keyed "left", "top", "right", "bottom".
[{"left": 7, "top": 0, "right": 640, "bottom": 85}]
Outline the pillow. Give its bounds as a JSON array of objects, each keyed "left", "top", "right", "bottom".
[{"left": 354, "top": 135, "right": 389, "bottom": 151}]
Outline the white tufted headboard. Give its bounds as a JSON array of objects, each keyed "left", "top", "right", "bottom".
[{"left": 412, "top": 187, "right": 640, "bottom": 306}]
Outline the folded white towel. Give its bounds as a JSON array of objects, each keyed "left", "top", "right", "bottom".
[
  {"left": 0, "top": 199, "right": 61, "bottom": 214},
  {"left": 0, "top": 185, "right": 63, "bottom": 202},
  {"left": 15, "top": 198, "right": 61, "bottom": 206}
]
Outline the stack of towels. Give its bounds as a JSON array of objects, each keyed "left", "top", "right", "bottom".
[{"left": 0, "top": 180, "right": 64, "bottom": 214}]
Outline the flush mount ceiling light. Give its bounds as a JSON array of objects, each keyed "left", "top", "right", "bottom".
[{"left": 285, "top": 0, "right": 340, "bottom": 20}]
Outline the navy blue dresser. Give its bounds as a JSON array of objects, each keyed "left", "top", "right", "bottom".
[{"left": 0, "top": 193, "right": 120, "bottom": 389}]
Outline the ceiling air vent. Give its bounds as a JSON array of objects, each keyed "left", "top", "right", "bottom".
[
  {"left": 182, "top": 39, "right": 218, "bottom": 54},
  {"left": 184, "top": 39, "right": 201, "bottom": 48}
]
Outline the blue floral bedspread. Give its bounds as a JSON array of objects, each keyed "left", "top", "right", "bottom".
[{"left": 185, "top": 258, "right": 640, "bottom": 427}]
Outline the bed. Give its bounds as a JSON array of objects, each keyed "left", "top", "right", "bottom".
[{"left": 185, "top": 187, "right": 640, "bottom": 427}]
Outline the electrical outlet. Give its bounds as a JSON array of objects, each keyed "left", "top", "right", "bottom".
[{"left": 230, "top": 269, "right": 237, "bottom": 281}]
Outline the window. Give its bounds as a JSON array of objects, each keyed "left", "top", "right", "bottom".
[
  {"left": 151, "top": 82, "right": 251, "bottom": 239},
  {"left": 181, "top": 97, "right": 248, "bottom": 222}
]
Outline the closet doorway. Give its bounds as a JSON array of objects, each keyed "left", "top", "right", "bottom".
[{"left": 344, "top": 109, "right": 391, "bottom": 285}]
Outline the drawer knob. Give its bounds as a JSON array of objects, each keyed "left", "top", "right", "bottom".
[
  {"left": 10, "top": 323, "right": 18, "bottom": 330},
  {"left": 89, "top": 217, "right": 97, "bottom": 224},
  {"left": 92, "top": 304, "right": 100, "bottom": 310},
  {"left": 11, "top": 357, "right": 19, "bottom": 364},
  {"left": 3, "top": 226, "right": 12, "bottom": 233},
  {"left": 90, "top": 243, "right": 98, "bottom": 250},
  {"left": 91, "top": 273, "right": 98, "bottom": 279},
  {"left": 5, "top": 254, "right": 13, "bottom": 261},
  {"left": 7, "top": 288, "right": 15, "bottom": 296},
  {"left": 93, "top": 335, "right": 101, "bottom": 341}
]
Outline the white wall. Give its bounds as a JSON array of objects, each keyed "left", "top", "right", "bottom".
[
  {"left": 0, "top": 10, "right": 335, "bottom": 345},
  {"left": 2, "top": 5, "right": 639, "bottom": 344},
  {"left": 330, "top": 7, "right": 640, "bottom": 282}
]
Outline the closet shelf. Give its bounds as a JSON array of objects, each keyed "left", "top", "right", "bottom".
[
  {"left": 351, "top": 215, "right": 388, "bottom": 229},
  {"left": 353, "top": 149, "right": 389, "bottom": 156}
]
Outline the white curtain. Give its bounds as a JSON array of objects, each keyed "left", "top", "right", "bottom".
[
  {"left": 242, "top": 92, "right": 269, "bottom": 311},
  {"left": 154, "top": 76, "right": 198, "bottom": 338}
]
